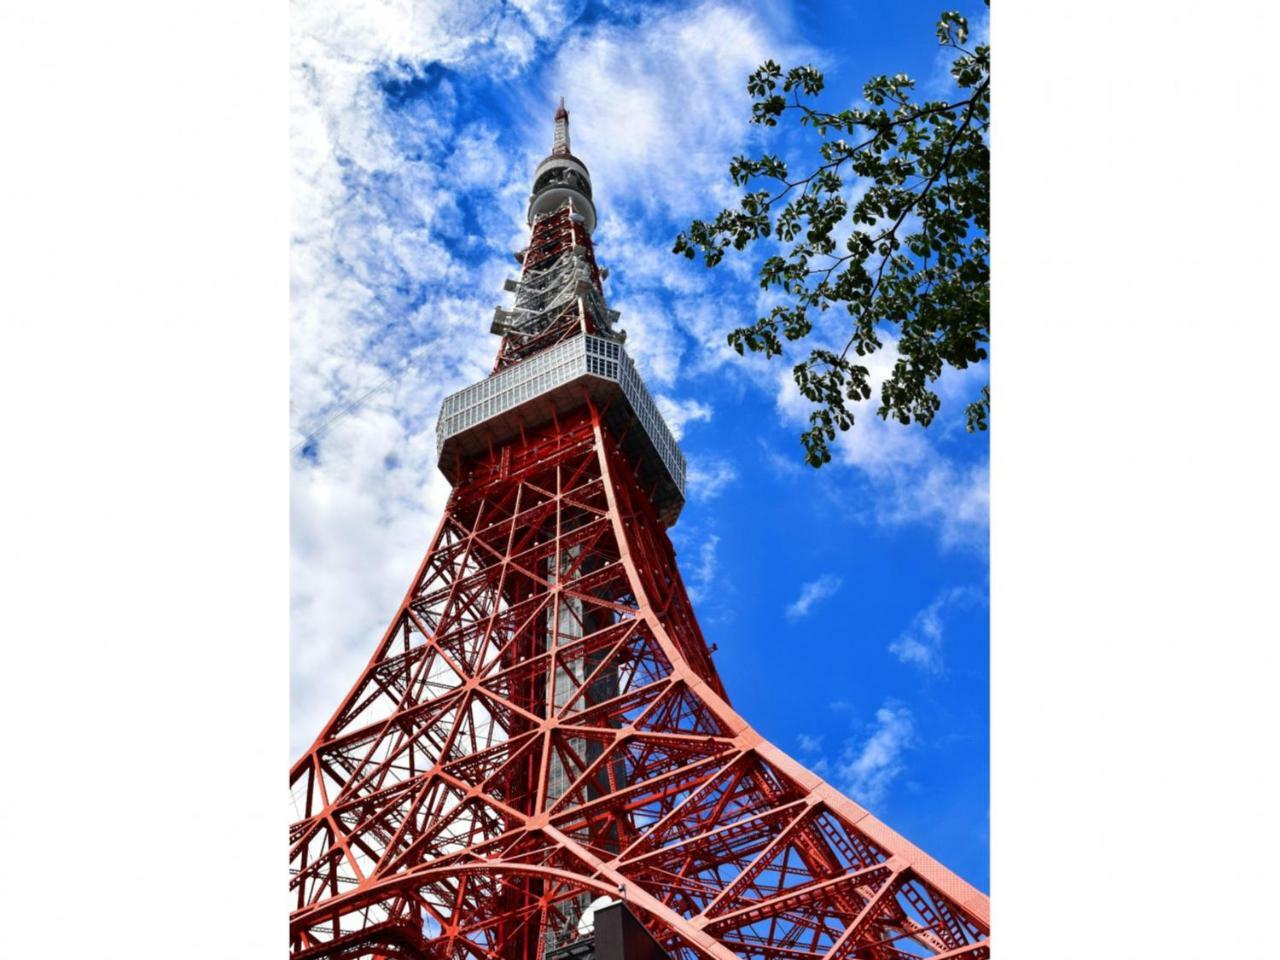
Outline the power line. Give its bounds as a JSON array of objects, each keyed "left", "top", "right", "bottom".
[{"left": 290, "top": 362, "right": 409, "bottom": 455}]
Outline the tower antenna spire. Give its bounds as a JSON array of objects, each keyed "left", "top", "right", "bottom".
[{"left": 552, "top": 95, "right": 570, "bottom": 156}]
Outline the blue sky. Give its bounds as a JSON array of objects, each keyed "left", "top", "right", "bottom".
[{"left": 290, "top": 0, "right": 990, "bottom": 891}]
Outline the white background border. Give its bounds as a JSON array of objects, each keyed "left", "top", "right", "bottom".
[{"left": 2, "top": 1, "right": 1278, "bottom": 956}]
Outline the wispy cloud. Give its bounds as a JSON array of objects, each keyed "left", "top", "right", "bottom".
[
  {"left": 686, "top": 533, "right": 720, "bottom": 604},
  {"left": 617, "top": 293, "right": 686, "bottom": 388},
  {"left": 544, "top": 3, "right": 805, "bottom": 222},
  {"left": 288, "top": 0, "right": 605, "bottom": 755},
  {"left": 785, "top": 573, "right": 843, "bottom": 620},
  {"left": 887, "top": 586, "right": 978, "bottom": 674},
  {"left": 656, "top": 395, "right": 713, "bottom": 441},
  {"left": 833, "top": 702, "right": 915, "bottom": 808},
  {"left": 758, "top": 437, "right": 805, "bottom": 478},
  {"left": 686, "top": 455, "right": 738, "bottom": 502},
  {"left": 798, "top": 701, "right": 917, "bottom": 808},
  {"left": 796, "top": 732, "right": 830, "bottom": 776},
  {"left": 771, "top": 335, "right": 988, "bottom": 552},
  {"left": 796, "top": 732, "right": 824, "bottom": 754},
  {"left": 874, "top": 459, "right": 989, "bottom": 553}
]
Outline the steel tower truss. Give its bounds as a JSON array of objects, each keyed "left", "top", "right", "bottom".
[{"left": 290, "top": 103, "right": 990, "bottom": 960}]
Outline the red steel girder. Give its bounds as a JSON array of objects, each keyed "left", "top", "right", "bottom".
[{"left": 290, "top": 402, "right": 989, "bottom": 960}]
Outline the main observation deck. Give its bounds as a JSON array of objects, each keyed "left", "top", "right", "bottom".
[{"left": 436, "top": 334, "right": 686, "bottom": 525}]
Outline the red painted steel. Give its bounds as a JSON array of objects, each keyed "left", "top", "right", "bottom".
[
  {"left": 290, "top": 104, "right": 989, "bottom": 960},
  {"left": 495, "top": 206, "right": 603, "bottom": 373}
]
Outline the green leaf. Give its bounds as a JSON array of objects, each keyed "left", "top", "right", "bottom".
[{"left": 672, "top": 28, "right": 989, "bottom": 468}]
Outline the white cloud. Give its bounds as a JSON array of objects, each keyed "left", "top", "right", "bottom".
[
  {"left": 685, "top": 533, "right": 720, "bottom": 605},
  {"left": 287, "top": 0, "right": 795, "bottom": 756},
  {"left": 656, "top": 395, "right": 712, "bottom": 441},
  {"left": 507, "top": 0, "right": 588, "bottom": 42},
  {"left": 772, "top": 334, "right": 988, "bottom": 551},
  {"left": 686, "top": 455, "right": 737, "bottom": 502},
  {"left": 785, "top": 573, "right": 843, "bottom": 620},
  {"left": 618, "top": 293, "right": 685, "bottom": 388},
  {"left": 772, "top": 334, "right": 932, "bottom": 475},
  {"left": 675, "top": 296, "right": 770, "bottom": 380},
  {"left": 446, "top": 124, "right": 516, "bottom": 189},
  {"left": 887, "top": 586, "right": 978, "bottom": 674},
  {"left": 544, "top": 3, "right": 802, "bottom": 222},
  {"left": 876, "top": 458, "right": 989, "bottom": 552},
  {"left": 288, "top": 1, "right": 581, "bottom": 755},
  {"left": 833, "top": 702, "right": 915, "bottom": 808},
  {"left": 594, "top": 216, "right": 703, "bottom": 296},
  {"left": 797, "top": 733, "right": 823, "bottom": 754}
]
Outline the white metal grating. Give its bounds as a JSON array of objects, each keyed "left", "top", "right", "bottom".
[{"left": 437, "top": 335, "right": 685, "bottom": 495}]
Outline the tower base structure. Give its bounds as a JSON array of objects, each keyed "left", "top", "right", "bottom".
[{"left": 290, "top": 407, "right": 989, "bottom": 960}]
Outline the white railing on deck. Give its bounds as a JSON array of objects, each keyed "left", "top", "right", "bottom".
[{"left": 437, "top": 335, "right": 685, "bottom": 496}]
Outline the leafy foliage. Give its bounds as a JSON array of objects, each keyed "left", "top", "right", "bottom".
[{"left": 674, "top": 8, "right": 990, "bottom": 466}]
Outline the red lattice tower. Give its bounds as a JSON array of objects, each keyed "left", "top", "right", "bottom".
[{"left": 290, "top": 101, "right": 990, "bottom": 960}]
